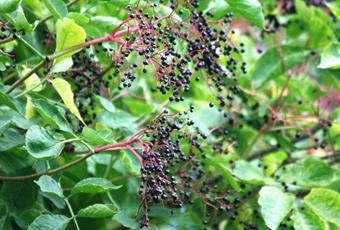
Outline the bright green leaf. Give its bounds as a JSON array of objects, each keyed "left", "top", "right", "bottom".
[
  {"left": 318, "top": 43, "right": 340, "bottom": 69},
  {"left": 233, "top": 160, "right": 273, "bottom": 184},
  {"left": 305, "top": 188, "right": 340, "bottom": 227},
  {"left": 293, "top": 205, "right": 328, "bottom": 230},
  {"left": 275, "top": 156, "right": 338, "bottom": 187},
  {"left": 54, "top": 18, "right": 86, "bottom": 63},
  {"left": 258, "top": 186, "right": 295, "bottom": 230},
  {"left": 0, "top": 0, "right": 22, "bottom": 14},
  {"left": 51, "top": 78, "right": 85, "bottom": 124},
  {"left": 226, "top": 0, "right": 264, "bottom": 28}
]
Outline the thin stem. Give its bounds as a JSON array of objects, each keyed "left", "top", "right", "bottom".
[
  {"left": 16, "top": 35, "right": 45, "bottom": 59},
  {"left": 65, "top": 198, "right": 80, "bottom": 230},
  {"left": 14, "top": 71, "right": 51, "bottom": 98},
  {"left": 5, "top": 60, "right": 47, "bottom": 94},
  {"left": 0, "top": 37, "right": 14, "bottom": 45},
  {"left": 106, "top": 191, "right": 120, "bottom": 210},
  {"left": 0, "top": 151, "right": 94, "bottom": 181}
]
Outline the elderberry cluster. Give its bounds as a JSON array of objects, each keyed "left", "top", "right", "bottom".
[{"left": 132, "top": 110, "right": 257, "bottom": 228}]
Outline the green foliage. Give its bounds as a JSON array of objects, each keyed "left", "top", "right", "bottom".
[
  {"left": 258, "top": 186, "right": 295, "bottom": 230},
  {"left": 305, "top": 188, "right": 340, "bottom": 227},
  {"left": 27, "top": 214, "right": 70, "bottom": 230},
  {"left": 0, "top": 0, "right": 339, "bottom": 229},
  {"left": 0, "top": 0, "right": 22, "bottom": 14},
  {"left": 226, "top": 0, "right": 264, "bottom": 28}
]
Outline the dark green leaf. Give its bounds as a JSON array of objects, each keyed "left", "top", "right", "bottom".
[
  {"left": 27, "top": 214, "right": 69, "bottom": 230},
  {"left": 77, "top": 204, "right": 118, "bottom": 218},
  {"left": 71, "top": 178, "right": 121, "bottom": 194}
]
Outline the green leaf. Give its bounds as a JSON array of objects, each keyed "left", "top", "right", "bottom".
[
  {"left": 0, "top": 0, "right": 22, "bottom": 14},
  {"left": 81, "top": 127, "right": 111, "bottom": 146},
  {"left": 31, "top": 98, "right": 72, "bottom": 132},
  {"left": 295, "top": 0, "right": 335, "bottom": 48},
  {"left": 2, "top": 6, "right": 32, "bottom": 31},
  {"left": 305, "top": 188, "right": 340, "bottom": 227},
  {"left": 253, "top": 46, "right": 310, "bottom": 88},
  {"left": 27, "top": 214, "right": 69, "bottom": 230},
  {"left": 327, "top": 2, "right": 340, "bottom": 20},
  {"left": 0, "top": 129, "right": 25, "bottom": 151},
  {"left": 113, "top": 211, "right": 139, "bottom": 229},
  {"left": 1, "top": 179, "right": 38, "bottom": 212},
  {"left": 275, "top": 156, "right": 338, "bottom": 187},
  {"left": 205, "top": 0, "right": 230, "bottom": 20},
  {"left": 226, "top": 0, "right": 264, "bottom": 28},
  {"left": 0, "top": 91, "right": 18, "bottom": 112},
  {"left": 293, "top": 205, "right": 328, "bottom": 230},
  {"left": 77, "top": 204, "right": 118, "bottom": 218},
  {"left": 67, "top": 12, "right": 89, "bottom": 25},
  {"left": 205, "top": 157, "right": 240, "bottom": 191},
  {"left": 318, "top": 43, "right": 340, "bottom": 69},
  {"left": 233, "top": 160, "right": 273, "bottom": 184},
  {"left": 96, "top": 95, "right": 115, "bottom": 113},
  {"left": 51, "top": 78, "right": 85, "bottom": 124},
  {"left": 54, "top": 18, "right": 86, "bottom": 63},
  {"left": 25, "top": 125, "right": 65, "bottom": 159},
  {"left": 51, "top": 57, "right": 73, "bottom": 73},
  {"left": 262, "top": 151, "right": 287, "bottom": 176},
  {"left": 258, "top": 186, "right": 295, "bottom": 230},
  {"left": 35, "top": 175, "right": 64, "bottom": 199},
  {"left": 42, "top": 0, "right": 67, "bottom": 19},
  {"left": 97, "top": 110, "right": 138, "bottom": 132},
  {"left": 0, "top": 115, "right": 11, "bottom": 133},
  {"left": 83, "top": 16, "right": 120, "bottom": 38},
  {"left": 71, "top": 177, "right": 121, "bottom": 195}
]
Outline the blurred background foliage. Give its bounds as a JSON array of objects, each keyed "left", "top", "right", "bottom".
[{"left": 0, "top": 0, "right": 340, "bottom": 229}]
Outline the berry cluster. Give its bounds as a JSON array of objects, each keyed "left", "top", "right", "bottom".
[{"left": 122, "top": 110, "right": 258, "bottom": 229}]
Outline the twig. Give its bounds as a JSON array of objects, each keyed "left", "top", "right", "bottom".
[{"left": 0, "top": 37, "right": 14, "bottom": 45}]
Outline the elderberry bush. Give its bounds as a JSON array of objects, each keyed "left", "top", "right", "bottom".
[{"left": 0, "top": 0, "right": 340, "bottom": 230}]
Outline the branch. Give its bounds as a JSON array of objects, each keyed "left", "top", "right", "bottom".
[
  {"left": 0, "top": 37, "right": 14, "bottom": 45},
  {"left": 0, "top": 133, "right": 146, "bottom": 181},
  {"left": 248, "top": 125, "right": 323, "bottom": 160},
  {"left": 0, "top": 151, "right": 94, "bottom": 181}
]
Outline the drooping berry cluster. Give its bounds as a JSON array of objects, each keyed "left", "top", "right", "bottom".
[{"left": 125, "top": 110, "right": 260, "bottom": 229}]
